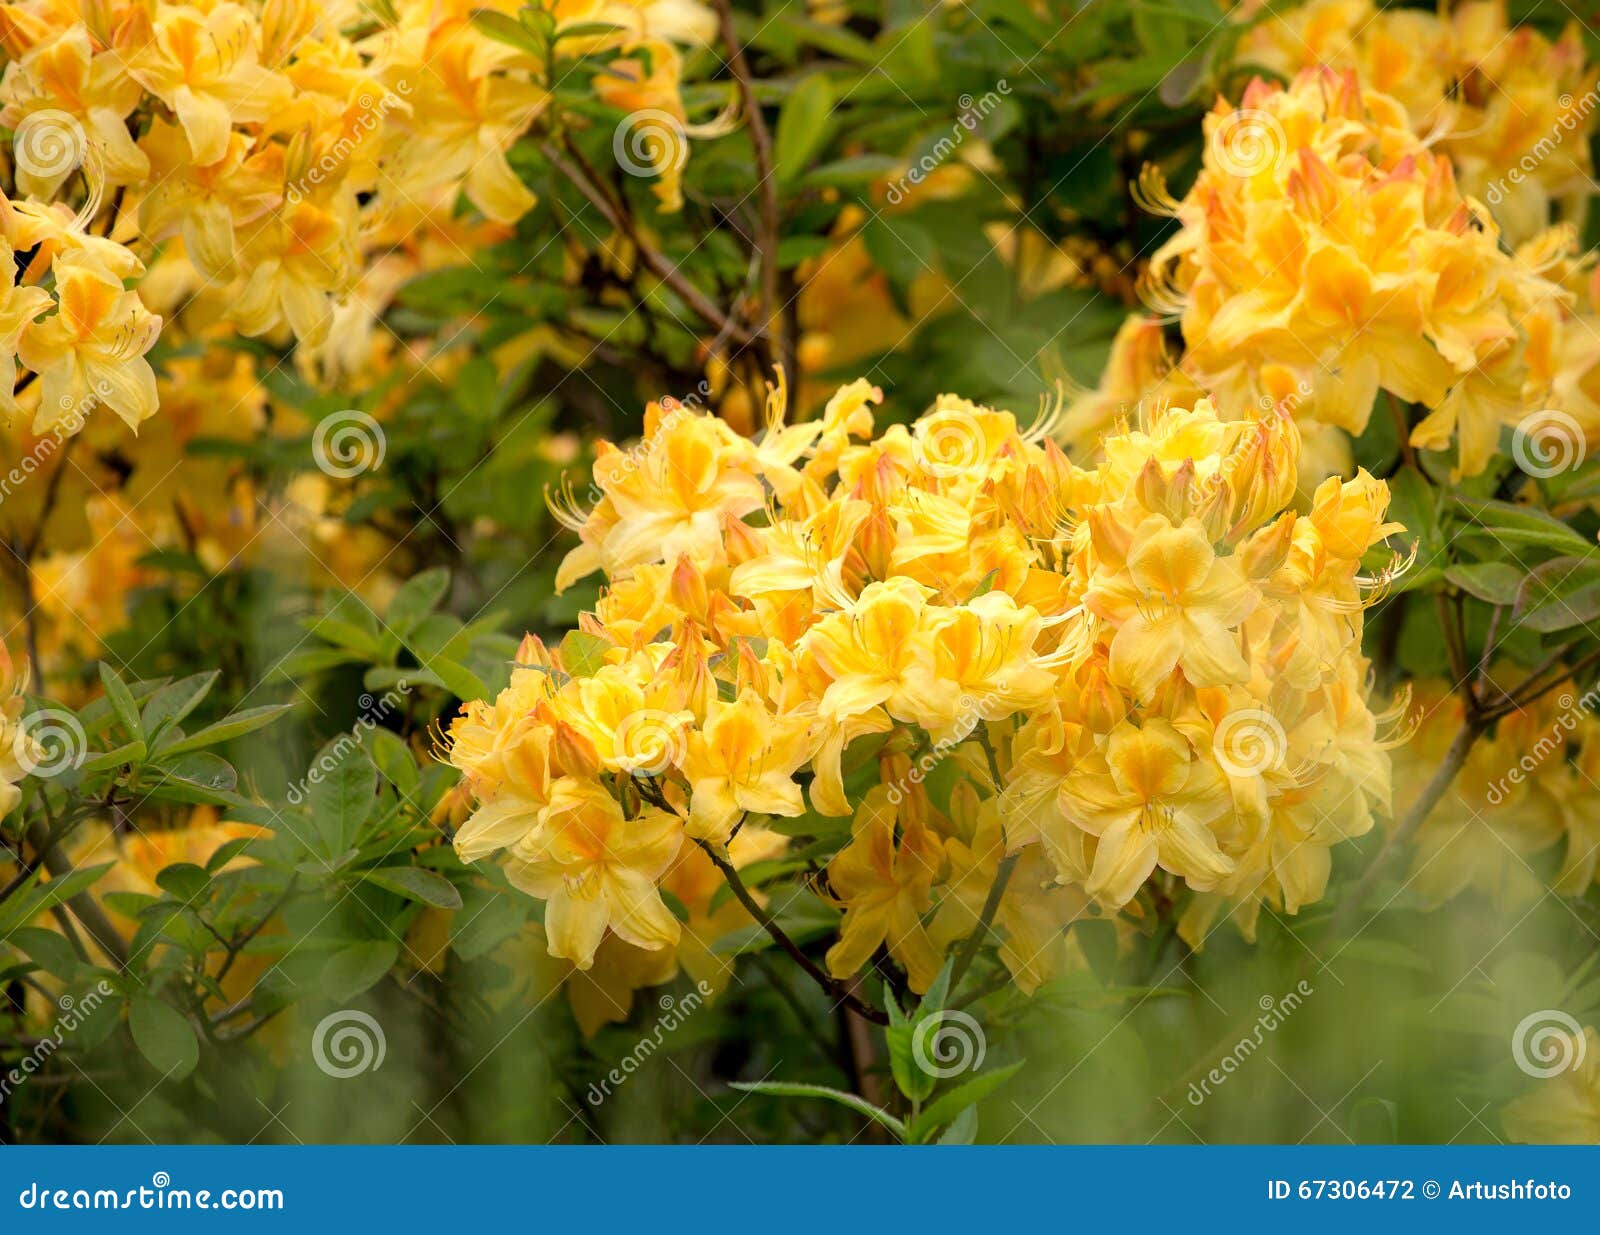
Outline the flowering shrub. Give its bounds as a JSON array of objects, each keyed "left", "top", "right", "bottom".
[{"left": 4, "top": 0, "right": 1600, "bottom": 1148}]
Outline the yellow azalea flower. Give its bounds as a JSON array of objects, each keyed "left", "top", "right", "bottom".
[
  {"left": 900, "top": 592, "right": 1061, "bottom": 742},
  {"left": 823, "top": 786, "right": 946, "bottom": 994},
  {"left": 118, "top": 2, "right": 291, "bottom": 166},
  {"left": 680, "top": 689, "right": 816, "bottom": 842},
  {"left": 380, "top": 27, "right": 546, "bottom": 224},
  {"left": 553, "top": 402, "right": 767, "bottom": 589},
  {"left": 137, "top": 120, "right": 284, "bottom": 280},
  {"left": 229, "top": 196, "right": 354, "bottom": 344},
  {"left": 0, "top": 238, "right": 52, "bottom": 416},
  {"left": 799, "top": 576, "right": 932, "bottom": 724},
  {"left": 1396, "top": 680, "right": 1565, "bottom": 911},
  {"left": 0, "top": 23, "right": 148, "bottom": 195},
  {"left": 17, "top": 249, "right": 161, "bottom": 431},
  {"left": 503, "top": 779, "right": 682, "bottom": 970},
  {"left": 1087, "top": 517, "right": 1256, "bottom": 700},
  {"left": 1058, "top": 719, "right": 1233, "bottom": 908}
]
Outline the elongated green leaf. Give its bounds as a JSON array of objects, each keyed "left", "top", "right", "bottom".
[
  {"left": 158, "top": 705, "right": 292, "bottom": 758},
  {"left": 729, "top": 1081, "right": 907, "bottom": 1140},
  {"left": 128, "top": 996, "right": 199, "bottom": 1081},
  {"left": 306, "top": 742, "right": 377, "bottom": 856},
  {"left": 909, "top": 1061, "right": 1024, "bottom": 1143},
  {"left": 98, "top": 663, "right": 144, "bottom": 743},
  {"left": 361, "top": 866, "right": 462, "bottom": 909},
  {"left": 774, "top": 74, "right": 834, "bottom": 184}
]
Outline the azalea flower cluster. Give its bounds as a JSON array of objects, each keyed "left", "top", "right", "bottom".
[
  {"left": 1136, "top": 66, "right": 1579, "bottom": 479},
  {"left": 1240, "top": 0, "right": 1598, "bottom": 244},
  {"left": 0, "top": 0, "right": 720, "bottom": 436},
  {"left": 443, "top": 379, "right": 1407, "bottom": 998}
]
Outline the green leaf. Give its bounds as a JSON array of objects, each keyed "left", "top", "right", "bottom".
[
  {"left": 470, "top": 8, "right": 546, "bottom": 56},
  {"left": 205, "top": 838, "right": 256, "bottom": 873},
  {"left": 384, "top": 567, "right": 451, "bottom": 645},
  {"left": 450, "top": 890, "right": 529, "bottom": 961},
  {"left": 1445, "top": 562, "right": 1524, "bottom": 606},
  {"left": 886, "top": 1021, "right": 933, "bottom": 1104},
  {"left": 6, "top": 925, "right": 81, "bottom": 978},
  {"left": 79, "top": 740, "right": 147, "bottom": 774},
  {"left": 1514, "top": 556, "right": 1600, "bottom": 632},
  {"left": 935, "top": 1105, "right": 979, "bottom": 1144},
  {"left": 771, "top": 14, "right": 879, "bottom": 62},
  {"left": 920, "top": 957, "right": 955, "bottom": 1015},
  {"left": 1386, "top": 466, "right": 1440, "bottom": 554},
  {"left": 774, "top": 74, "right": 834, "bottom": 185},
  {"left": 157, "top": 705, "right": 292, "bottom": 758},
  {"left": 155, "top": 863, "right": 211, "bottom": 903},
  {"left": 98, "top": 663, "right": 144, "bottom": 743},
  {"left": 139, "top": 672, "right": 220, "bottom": 741},
  {"left": 305, "top": 741, "right": 377, "bottom": 857},
  {"left": 729, "top": 1081, "right": 907, "bottom": 1140},
  {"left": 367, "top": 728, "right": 420, "bottom": 798},
  {"left": 322, "top": 940, "right": 400, "bottom": 1000},
  {"left": 361, "top": 866, "right": 463, "bottom": 909},
  {"left": 143, "top": 752, "right": 238, "bottom": 805},
  {"left": 1448, "top": 495, "right": 1592, "bottom": 554},
  {"left": 128, "top": 995, "right": 199, "bottom": 1081},
  {"left": 909, "top": 1061, "right": 1024, "bottom": 1143}
]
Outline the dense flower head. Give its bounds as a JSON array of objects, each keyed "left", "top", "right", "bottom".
[
  {"left": 1240, "top": 0, "right": 1598, "bottom": 244},
  {"left": 0, "top": 0, "right": 724, "bottom": 436},
  {"left": 1136, "top": 65, "right": 1581, "bottom": 478},
  {"left": 444, "top": 381, "right": 1408, "bottom": 993}
]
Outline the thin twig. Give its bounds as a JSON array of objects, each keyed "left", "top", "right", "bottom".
[
  {"left": 691, "top": 836, "right": 888, "bottom": 1025},
  {"left": 538, "top": 139, "right": 757, "bottom": 348},
  {"left": 711, "top": 0, "right": 793, "bottom": 382}
]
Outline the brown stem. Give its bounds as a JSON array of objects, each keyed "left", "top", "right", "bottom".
[
  {"left": 691, "top": 837, "right": 888, "bottom": 1024},
  {"left": 711, "top": 0, "right": 792, "bottom": 383},
  {"left": 24, "top": 820, "right": 129, "bottom": 967},
  {"left": 537, "top": 140, "right": 757, "bottom": 348},
  {"left": 1488, "top": 645, "right": 1600, "bottom": 721},
  {"left": 1436, "top": 592, "right": 1471, "bottom": 695},
  {"left": 1338, "top": 714, "right": 1481, "bottom": 928}
]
